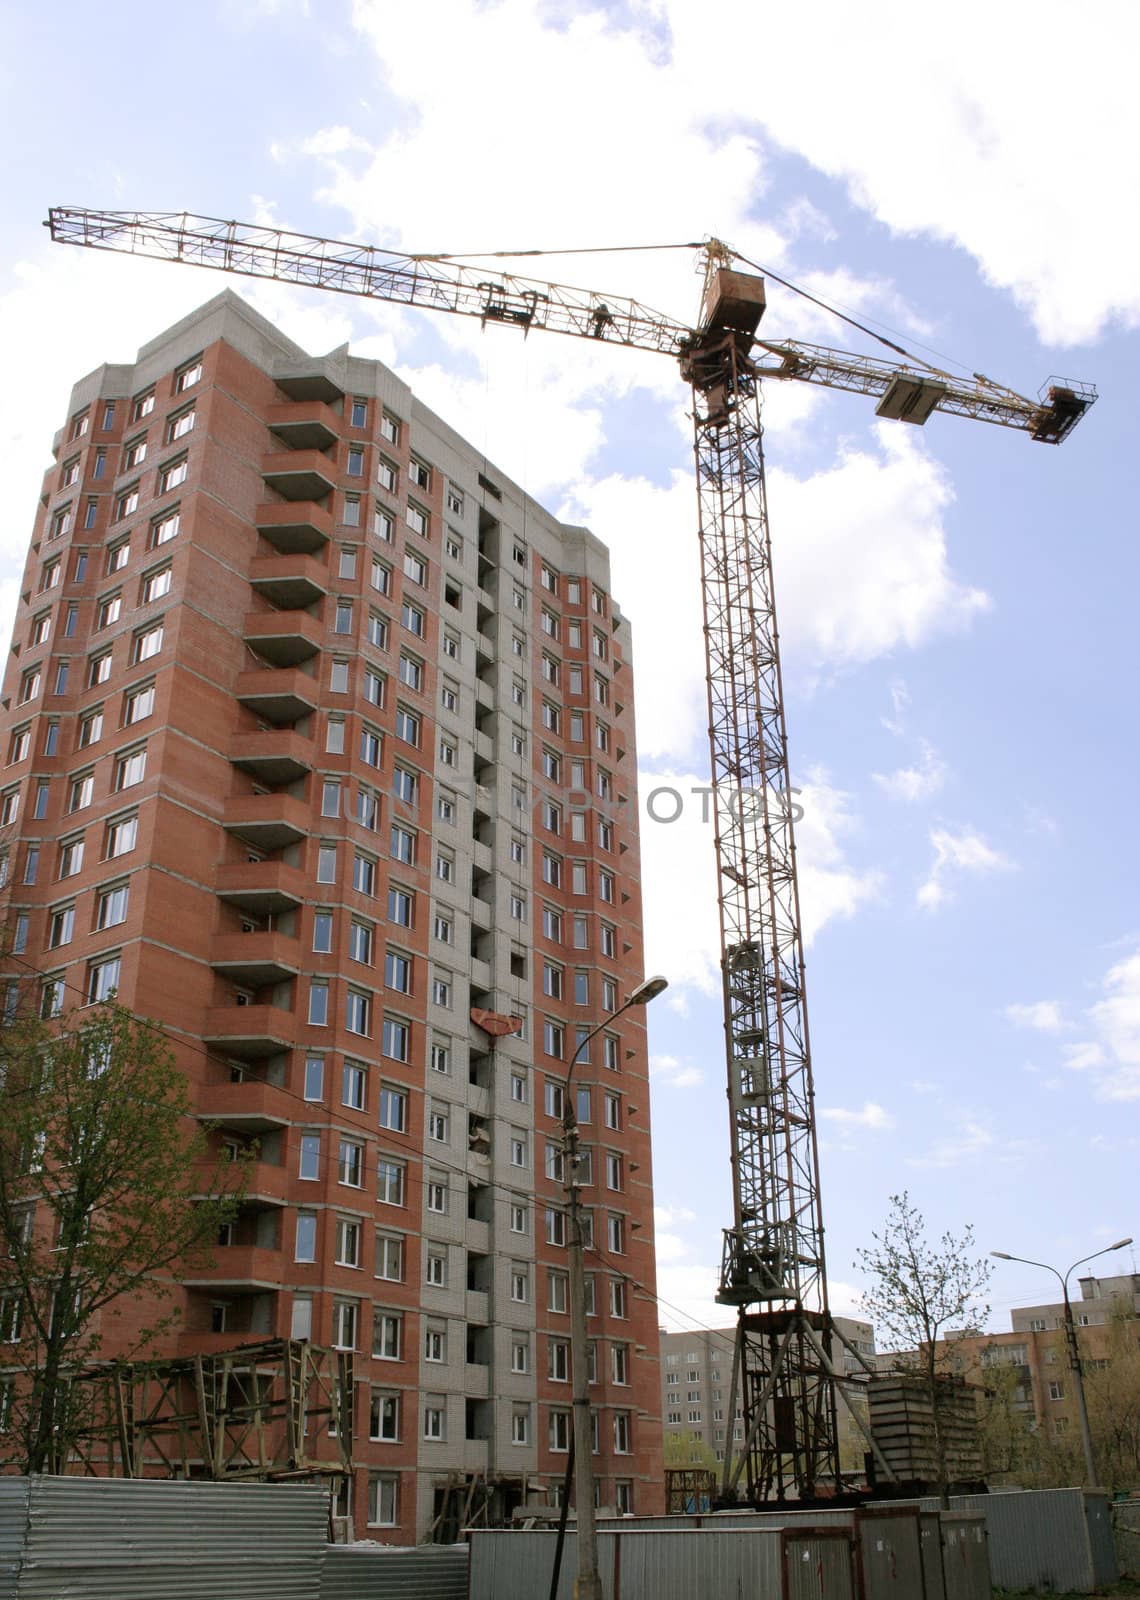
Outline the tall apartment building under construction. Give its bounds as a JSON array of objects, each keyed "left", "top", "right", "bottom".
[{"left": 0, "top": 290, "right": 664, "bottom": 1540}]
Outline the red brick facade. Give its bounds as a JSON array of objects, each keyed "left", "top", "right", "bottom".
[{"left": 0, "top": 292, "right": 663, "bottom": 1538}]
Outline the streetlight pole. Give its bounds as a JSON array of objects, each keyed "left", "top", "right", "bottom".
[
  {"left": 562, "top": 974, "right": 667, "bottom": 1600},
  {"left": 991, "top": 1237, "right": 1132, "bottom": 1488}
]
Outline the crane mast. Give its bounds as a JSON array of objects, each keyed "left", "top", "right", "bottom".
[{"left": 46, "top": 207, "right": 1095, "bottom": 1503}]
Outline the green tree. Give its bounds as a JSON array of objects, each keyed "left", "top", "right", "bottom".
[
  {"left": 0, "top": 1001, "right": 242, "bottom": 1472},
  {"left": 856, "top": 1191, "right": 992, "bottom": 1506}
]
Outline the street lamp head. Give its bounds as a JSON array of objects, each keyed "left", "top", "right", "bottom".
[
  {"left": 1109, "top": 1237, "right": 1133, "bottom": 1251},
  {"left": 628, "top": 974, "right": 668, "bottom": 1007},
  {"left": 991, "top": 1251, "right": 1012, "bottom": 1260}
]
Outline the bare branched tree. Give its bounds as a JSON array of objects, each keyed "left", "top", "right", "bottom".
[
  {"left": 856, "top": 1191, "right": 992, "bottom": 1505},
  {"left": 0, "top": 1000, "right": 243, "bottom": 1471}
]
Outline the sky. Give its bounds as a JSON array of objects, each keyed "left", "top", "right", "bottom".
[{"left": 2, "top": 0, "right": 1137, "bottom": 1343}]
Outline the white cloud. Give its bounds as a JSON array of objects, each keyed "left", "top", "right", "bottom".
[
  {"left": 917, "top": 825, "right": 1014, "bottom": 910},
  {"left": 883, "top": 679, "right": 909, "bottom": 737},
  {"left": 1005, "top": 1000, "right": 1068, "bottom": 1034},
  {"left": 820, "top": 1102, "right": 896, "bottom": 1131},
  {"left": 907, "top": 1118, "right": 994, "bottom": 1170},
  {"left": 768, "top": 427, "right": 987, "bottom": 684},
  {"left": 664, "top": 1, "right": 1140, "bottom": 345},
  {"left": 638, "top": 767, "right": 882, "bottom": 999},
  {"left": 1070, "top": 947, "right": 1140, "bottom": 1101},
  {"left": 649, "top": 1053, "right": 704, "bottom": 1091},
  {"left": 654, "top": 1261, "right": 729, "bottom": 1336},
  {"left": 873, "top": 739, "right": 947, "bottom": 803}
]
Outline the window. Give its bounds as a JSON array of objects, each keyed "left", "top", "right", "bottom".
[
  {"left": 124, "top": 683, "right": 155, "bottom": 726},
  {"left": 105, "top": 813, "right": 137, "bottom": 860},
  {"left": 175, "top": 358, "right": 202, "bottom": 392},
  {"left": 367, "top": 610, "right": 389, "bottom": 650},
  {"left": 373, "top": 505, "right": 394, "bottom": 544},
  {"left": 86, "top": 955, "right": 121, "bottom": 1004},
  {"left": 349, "top": 919, "right": 373, "bottom": 965},
  {"left": 378, "top": 1084, "right": 407, "bottom": 1133},
  {"left": 377, "top": 1154, "right": 406, "bottom": 1205},
  {"left": 166, "top": 406, "right": 195, "bottom": 443},
  {"left": 338, "top": 547, "right": 358, "bottom": 581},
  {"left": 332, "top": 1300, "right": 358, "bottom": 1350},
  {"left": 343, "top": 494, "right": 361, "bottom": 528},
  {"left": 428, "top": 1105, "right": 449, "bottom": 1143},
  {"left": 380, "top": 413, "right": 400, "bottom": 445},
  {"left": 19, "top": 668, "right": 42, "bottom": 705},
  {"left": 84, "top": 495, "right": 99, "bottom": 527},
  {"left": 384, "top": 950, "right": 412, "bottom": 994},
  {"left": 370, "top": 1391, "right": 399, "bottom": 1442},
  {"left": 39, "top": 560, "right": 61, "bottom": 593},
  {"left": 544, "top": 1021, "right": 564, "bottom": 1059},
  {"left": 432, "top": 971, "right": 451, "bottom": 1008},
  {"left": 133, "top": 624, "right": 163, "bottom": 663},
  {"left": 439, "top": 737, "right": 456, "bottom": 768},
  {"left": 8, "top": 727, "right": 30, "bottom": 765},
  {"left": 360, "top": 726, "right": 383, "bottom": 768},
  {"left": 132, "top": 390, "right": 155, "bottom": 422},
  {"left": 334, "top": 1217, "right": 361, "bottom": 1269},
  {"left": 395, "top": 708, "right": 420, "bottom": 746},
  {"left": 401, "top": 600, "right": 425, "bottom": 638},
  {"left": 435, "top": 851, "right": 454, "bottom": 884},
  {"left": 159, "top": 458, "right": 188, "bottom": 495},
  {"left": 69, "top": 771, "right": 94, "bottom": 812},
  {"left": 1049, "top": 1381, "right": 1065, "bottom": 1400},
  {"left": 357, "top": 787, "right": 379, "bottom": 831},
  {"left": 95, "top": 883, "right": 129, "bottom": 930},
  {"left": 445, "top": 532, "right": 461, "bottom": 561},
  {"left": 345, "top": 988, "right": 372, "bottom": 1036},
  {"left": 608, "top": 1214, "right": 626, "bottom": 1253},
  {"left": 510, "top": 1130, "right": 528, "bottom": 1168},
  {"left": 377, "top": 456, "right": 397, "bottom": 493},
  {"left": 610, "top": 1278, "right": 628, "bottom": 1318},
  {"left": 114, "top": 747, "right": 146, "bottom": 791},
  {"left": 546, "top": 1208, "right": 567, "bottom": 1248},
  {"left": 338, "top": 1139, "right": 364, "bottom": 1188},
  {"left": 304, "top": 1056, "right": 324, "bottom": 1101},
  {"left": 347, "top": 445, "right": 364, "bottom": 478},
  {"left": 599, "top": 870, "right": 615, "bottom": 904},
  {"left": 334, "top": 601, "right": 353, "bottom": 636},
  {"left": 406, "top": 502, "right": 428, "bottom": 539},
  {"left": 541, "top": 749, "right": 561, "bottom": 782},
  {"left": 431, "top": 1039, "right": 451, "bottom": 1075},
  {"left": 342, "top": 1060, "right": 366, "bottom": 1110},
  {"left": 353, "top": 853, "right": 377, "bottom": 895},
  {"left": 49, "top": 905, "right": 75, "bottom": 949},
  {"left": 543, "top": 963, "right": 564, "bottom": 1001},
  {"left": 542, "top": 853, "right": 562, "bottom": 888},
  {"left": 382, "top": 1017, "right": 410, "bottom": 1063},
  {"left": 403, "top": 548, "right": 427, "bottom": 586},
  {"left": 373, "top": 1309, "right": 403, "bottom": 1360},
  {"left": 308, "top": 981, "right": 329, "bottom": 1026},
  {"left": 375, "top": 1234, "right": 404, "bottom": 1281},
  {"left": 362, "top": 665, "right": 384, "bottom": 708},
  {"left": 511, "top": 1265, "right": 529, "bottom": 1304},
  {"left": 606, "top": 1152, "right": 623, "bottom": 1190}
]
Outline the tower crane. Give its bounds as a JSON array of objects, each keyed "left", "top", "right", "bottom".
[{"left": 46, "top": 207, "right": 1095, "bottom": 1505}]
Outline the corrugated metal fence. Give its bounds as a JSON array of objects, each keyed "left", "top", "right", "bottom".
[
  {"left": 0, "top": 1477, "right": 329, "bottom": 1600},
  {"left": 319, "top": 1544, "right": 468, "bottom": 1600}
]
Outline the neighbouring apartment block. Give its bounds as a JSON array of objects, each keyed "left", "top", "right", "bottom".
[
  {"left": 659, "top": 1317, "right": 876, "bottom": 1474},
  {"left": 0, "top": 290, "right": 663, "bottom": 1539}
]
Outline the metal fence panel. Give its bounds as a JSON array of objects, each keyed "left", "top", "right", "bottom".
[
  {"left": 1085, "top": 1493, "right": 1116, "bottom": 1590},
  {"left": 856, "top": 1510, "right": 925, "bottom": 1600},
  {"left": 896, "top": 1487, "right": 1111, "bottom": 1594},
  {"left": 8, "top": 1476, "right": 328, "bottom": 1600},
  {"left": 0, "top": 1481, "right": 30, "bottom": 1600},
  {"left": 784, "top": 1532, "right": 857, "bottom": 1600},
  {"left": 918, "top": 1513, "right": 945, "bottom": 1600},
  {"left": 319, "top": 1544, "right": 469, "bottom": 1600},
  {"left": 938, "top": 1514, "right": 989, "bottom": 1600}
]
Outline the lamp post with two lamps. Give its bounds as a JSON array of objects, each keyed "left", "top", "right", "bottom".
[
  {"left": 560, "top": 974, "right": 668, "bottom": 1600},
  {"left": 990, "top": 1237, "right": 1133, "bottom": 1487}
]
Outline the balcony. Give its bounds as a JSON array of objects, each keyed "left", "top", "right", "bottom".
[
  {"left": 464, "top": 1363, "right": 490, "bottom": 1399},
  {"left": 222, "top": 793, "right": 310, "bottom": 851},
  {"left": 472, "top": 840, "right": 493, "bottom": 875},
  {"left": 475, "top": 678, "right": 495, "bottom": 712},
  {"left": 235, "top": 667, "right": 318, "bottom": 725},
  {"left": 470, "top": 895, "right": 491, "bottom": 933},
  {"left": 198, "top": 1079, "right": 293, "bottom": 1135},
  {"left": 275, "top": 371, "right": 345, "bottom": 405},
  {"left": 243, "top": 609, "right": 322, "bottom": 667},
  {"left": 474, "top": 730, "right": 493, "bottom": 764},
  {"left": 215, "top": 860, "right": 306, "bottom": 916},
  {"left": 466, "top": 1290, "right": 490, "bottom": 1327},
  {"left": 260, "top": 450, "right": 336, "bottom": 503},
  {"left": 469, "top": 956, "right": 491, "bottom": 992},
  {"left": 209, "top": 932, "right": 300, "bottom": 988},
  {"left": 266, "top": 400, "right": 340, "bottom": 452},
  {"left": 203, "top": 1004, "right": 296, "bottom": 1059},
  {"left": 183, "top": 1247, "right": 284, "bottom": 1290},
  {"left": 230, "top": 730, "right": 314, "bottom": 786},
  {"left": 249, "top": 551, "right": 329, "bottom": 610},
  {"left": 255, "top": 500, "right": 331, "bottom": 555}
]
